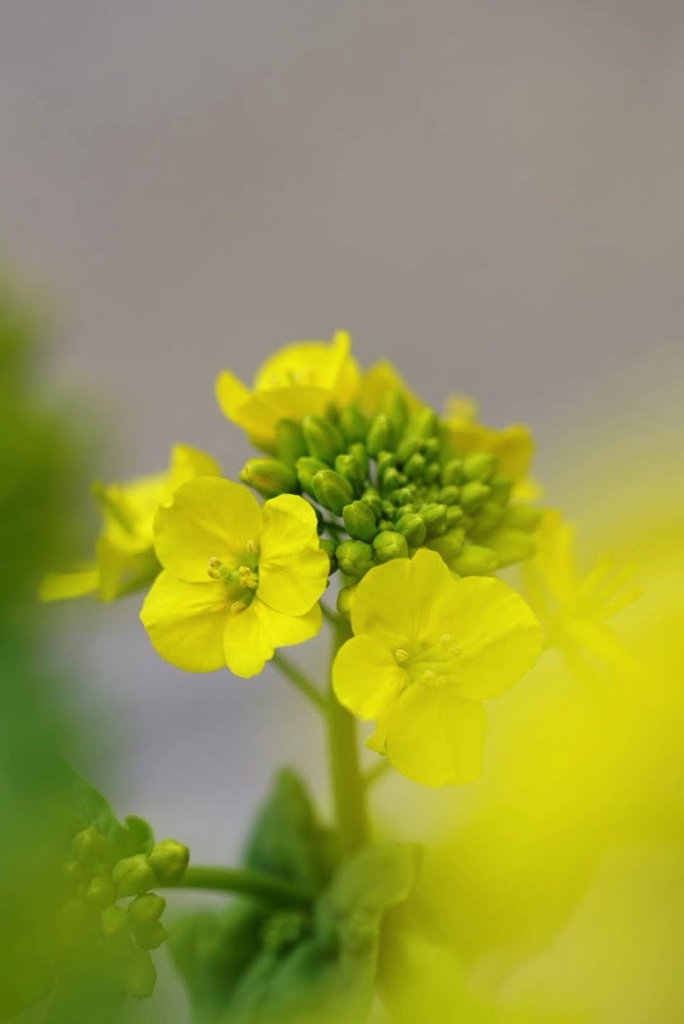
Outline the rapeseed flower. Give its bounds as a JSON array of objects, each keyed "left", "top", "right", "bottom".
[
  {"left": 445, "top": 395, "right": 537, "bottom": 500},
  {"left": 140, "top": 478, "right": 329, "bottom": 677},
  {"left": 332, "top": 549, "right": 541, "bottom": 786},
  {"left": 40, "top": 445, "right": 219, "bottom": 603}
]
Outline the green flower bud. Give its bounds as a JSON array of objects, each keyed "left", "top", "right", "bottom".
[
  {"left": 120, "top": 947, "right": 157, "bottom": 1000},
  {"left": 376, "top": 451, "right": 396, "bottom": 481},
  {"left": 395, "top": 513, "right": 427, "bottom": 547},
  {"left": 403, "top": 453, "right": 426, "bottom": 480},
  {"left": 347, "top": 441, "right": 369, "bottom": 478},
  {"left": 460, "top": 481, "right": 491, "bottom": 512},
  {"left": 423, "top": 437, "right": 441, "bottom": 461},
  {"left": 63, "top": 859, "right": 89, "bottom": 888},
  {"left": 396, "top": 436, "right": 422, "bottom": 464},
  {"left": 424, "top": 463, "right": 441, "bottom": 484},
  {"left": 372, "top": 531, "right": 409, "bottom": 563},
  {"left": 343, "top": 500, "right": 378, "bottom": 542},
  {"left": 361, "top": 488, "right": 383, "bottom": 520},
  {"left": 381, "top": 390, "right": 408, "bottom": 434},
  {"left": 378, "top": 518, "right": 395, "bottom": 531},
  {"left": 488, "top": 528, "right": 536, "bottom": 566},
  {"left": 439, "top": 485, "right": 460, "bottom": 506},
  {"left": 391, "top": 487, "right": 413, "bottom": 507},
  {"left": 312, "top": 469, "right": 355, "bottom": 515},
  {"left": 381, "top": 467, "right": 403, "bottom": 492},
  {"left": 503, "top": 504, "right": 544, "bottom": 531},
  {"left": 302, "top": 415, "right": 345, "bottom": 463},
  {"left": 112, "top": 855, "right": 156, "bottom": 898},
  {"left": 445, "top": 506, "right": 464, "bottom": 529},
  {"left": 451, "top": 545, "right": 498, "bottom": 576},
  {"left": 85, "top": 873, "right": 117, "bottom": 909},
  {"left": 366, "top": 414, "right": 395, "bottom": 457},
  {"left": 275, "top": 419, "right": 308, "bottom": 466},
  {"left": 128, "top": 895, "right": 168, "bottom": 949},
  {"left": 296, "top": 456, "right": 329, "bottom": 496},
  {"left": 422, "top": 504, "right": 447, "bottom": 537},
  {"left": 334, "top": 453, "right": 366, "bottom": 497},
  {"left": 427, "top": 529, "right": 465, "bottom": 563},
  {"left": 338, "top": 405, "right": 369, "bottom": 444},
  {"left": 148, "top": 839, "right": 190, "bottom": 886},
  {"left": 405, "top": 408, "right": 438, "bottom": 439},
  {"left": 133, "top": 921, "right": 168, "bottom": 951},
  {"left": 240, "top": 458, "right": 298, "bottom": 498},
  {"left": 336, "top": 540, "right": 375, "bottom": 579},
  {"left": 71, "top": 826, "right": 110, "bottom": 866},
  {"left": 100, "top": 904, "right": 131, "bottom": 941},
  {"left": 463, "top": 452, "right": 497, "bottom": 482},
  {"left": 489, "top": 475, "right": 513, "bottom": 504},
  {"left": 320, "top": 538, "right": 338, "bottom": 573},
  {"left": 441, "top": 459, "right": 463, "bottom": 486},
  {"left": 471, "top": 502, "right": 506, "bottom": 537},
  {"left": 336, "top": 584, "right": 357, "bottom": 619}
]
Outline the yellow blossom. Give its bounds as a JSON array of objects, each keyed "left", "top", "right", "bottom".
[
  {"left": 140, "top": 478, "right": 329, "bottom": 678},
  {"left": 445, "top": 395, "right": 537, "bottom": 500},
  {"left": 332, "top": 549, "right": 541, "bottom": 786},
  {"left": 40, "top": 445, "right": 219, "bottom": 603},
  {"left": 520, "top": 509, "right": 639, "bottom": 680},
  {"left": 357, "top": 360, "right": 424, "bottom": 417},
  {"left": 215, "top": 331, "right": 360, "bottom": 451}
]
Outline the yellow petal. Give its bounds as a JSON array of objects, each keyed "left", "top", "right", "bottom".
[
  {"left": 253, "top": 333, "right": 351, "bottom": 392},
  {"left": 98, "top": 473, "right": 167, "bottom": 553},
  {"left": 215, "top": 369, "right": 253, "bottom": 424},
  {"left": 436, "top": 576, "right": 541, "bottom": 701},
  {"left": 167, "top": 444, "right": 220, "bottom": 494},
  {"left": 140, "top": 572, "right": 228, "bottom": 672},
  {"left": 96, "top": 538, "right": 159, "bottom": 602},
  {"left": 154, "top": 477, "right": 261, "bottom": 582},
  {"left": 258, "top": 495, "right": 329, "bottom": 615},
  {"left": 333, "top": 635, "right": 406, "bottom": 720},
  {"left": 385, "top": 685, "right": 487, "bottom": 787},
  {"left": 222, "top": 599, "right": 322, "bottom": 678},
  {"left": 358, "top": 360, "right": 423, "bottom": 416},
  {"left": 39, "top": 565, "right": 99, "bottom": 602}
]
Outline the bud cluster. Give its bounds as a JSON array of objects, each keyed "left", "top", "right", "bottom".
[
  {"left": 60, "top": 827, "right": 189, "bottom": 999},
  {"left": 239, "top": 390, "right": 541, "bottom": 613}
]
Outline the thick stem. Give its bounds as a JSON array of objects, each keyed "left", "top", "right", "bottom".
[
  {"left": 326, "top": 614, "right": 369, "bottom": 856},
  {"left": 272, "top": 652, "right": 327, "bottom": 712},
  {"left": 165, "top": 865, "right": 312, "bottom": 907}
]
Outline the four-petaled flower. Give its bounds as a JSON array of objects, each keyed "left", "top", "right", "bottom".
[
  {"left": 333, "top": 549, "right": 542, "bottom": 786},
  {"left": 140, "top": 478, "right": 329, "bottom": 677}
]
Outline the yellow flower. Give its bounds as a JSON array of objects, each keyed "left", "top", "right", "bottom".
[
  {"left": 40, "top": 445, "right": 219, "bottom": 603},
  {"left": 215, "top": 331, "right": 360, "bottom": 451},
  {"left": 140, "top": 478, "right": 329, "bottom": 678},
  {"left": 357, "top": 360, "right": 424, "bottom": 417},
  {"left": 445, "top": 395, "right": 537, "bottom": 500},
  {"left": 520, "top": 509, "right": 640, "bottom": 679},
  {"left": 332, "top": 549, "right": 541, "bottom": 786}
]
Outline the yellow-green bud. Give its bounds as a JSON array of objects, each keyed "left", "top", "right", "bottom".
[
  {"left": 133, "top": 920, "right": 168, "bottom": 951},
  {"left": 85, "top": 873, "right": 117, "bottom": 909},
  {"left": 423, "top": 437, "right": 441, "bottom": 461},
  {"left": 391, "top": 486, "right": 413, "bottom": 507},
  {"left": 381, "top": 390, "right": 408, "bottom": 434},
  {"left": 372, "top": 531, "right": 409, "bottom": 563},
  {"left": 376, "top": 451, "right": 396, "bottom": 480},
  {"left": 311, "top": 470, "right": 355, "bottom": 515},
  {"left": 120, "top": 947, "right": 157, "bottom": 1000},
  {"left": 463, "top": 452, "right": 497, "bottom": 482},
  {"left": 128, "top": 894, "right": 167, "bottom": 948},
  {"left": 302, "top": 415, "right": 344, "bottom": 463},
  {"left": 347, "top": 441, "right": 369, "bottom": 478},
  {"left": 148, "top": 839, "right": 190, "bottom": 885},
  {"left": 338, "top": 405, "right": 369, "bottom": 444},
  {"left": 487, "top": 528, "right": 536, "bottom": 566},
  {"left": 366, "top": 414, "right": 395, "bottom": 457},
  {"left": 423, "top": 504, "right": 447, "bottom": 537},
  {"left": 424, "top": 463, "right": 441, "bottom": 484},
  {"left": 100, "top": 904, "right": 130, "bottom": 941},
  {"left": 395, "top": 513, "right": 427, "bottom": 547},
  {"left": 336, "top": 540, "right": 375, "bottom": 579},
  {"left": 240, "top": 458, "right": 298, "bottom": 498},
  {"left": 112, "top": 855, "right": 156, "bottom": 898},
  {"left": 441, "top": 459, "right": 463, "bottom": 486},
  {"left": 275, "top": 419, "right": 308, "bottom": 466},
  {"left": 489, "top": 475, "right": 512, "bottom": 504},
  {"left": 71, "top": 826, "right": 110, "bottom": 866},
  {"left": 343, "top": 500, "right": 378, "bottom": 542},
  {"left": 336, "top": 584, "right": 357, "bottom": 619},
  {"left": 445, "top": 506, "right": 464, "bottom": 529},
  {"left": 451, "top": 545, "right": 498, "bottom": 576},
  {"left": 503, "top": 505, "right": 544, "bottom": 531},
  {"left": 381, "top": 467, "right": 403, "bottom": 492},
  {"left": 460, "top": 481, "right": 491, "bottom": 512},
  {"left": 396, "top": 436, "right": 422, "bottom": 464},
  {"left": 405, "top": 408, "right": 438, "bottom": 439},
  {"left": 296, "top": 456, "right": 329, "bottom": 496},
  {"left": 403, "top": 453, "right": 426, "bottom": 480},
  {"left": 320, "top": 538, "right": 337, "bottom": 573},
  {"left": 439, "top": 485, "right": 460, "bottom": 506},
  {"left": 334, "top": 454, "right": 366, "bottom": 497},
  {"left": 361, "top": 488, "right": 383, "bottom": 519},
  {"left": 427, "top": 529, "right": 465, "bottom": 563},
  {"left": 63, "top": 859, "right": 89, "bottom": 888},
  {"left": 471, "top": 502, "right": 505, "bottom": 537}
]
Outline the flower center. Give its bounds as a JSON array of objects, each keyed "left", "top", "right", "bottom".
[
  {"left": 393, "top": 632, "right": 462, "bottom": 689},
  {"left": 207, "top": 546, "right": 260, "bottom": 612}
]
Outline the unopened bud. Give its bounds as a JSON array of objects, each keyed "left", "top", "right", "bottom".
[
  {"left": 439, "top": 485, "right": 460, "bottom": 506},
  {"left": 489, "top": 475, "right": 513, "bottom": 504},
  {"left": 366, "top": 414, "right": 395, "bottom": 457},
  {"left": 133, "top": 920, "right": 168, "bottom": 951},
  {"left": 120, "top": 947, "right": 157, "bottom": 1000},
  {"left": 396, "top": 436, "right": 422, "bottom": 464},
  {"left": 112, "top": 855, "right": 156, "bottom": 898},
  {"left": 85, "top": 873, "right": 117, "bottom": 909},
  {"left": 311, "top": 470, "right": 355, "bottom": 515},
  {"left": 463, "top": 452, "right": 497, "bottom": 482},
  {"left": 391, "top": 486, "right": 413, "bottom": 507},
  {"left": 240, "top": 458, "right": 298, "bottom": 498},
  {"left": 338, "top": 405, "right": 369, "bottom": 444},
  {"left": 395, "top": 513, "right": 427, "bottom": 547},
  {"left": 471, "top": 502, "right": 505, "bottom": 537},
  {"left": 343, "top": 500, "right": 378, "bottom": 542},
  {"left": 427, "top": 529, "right": 465, "bottom": 563},
  {"left": 381, "top": 390, "right": 408, "bottom": 434},
  {"left": 423, "top": 437, "right": 441, "bottom": 461},
  {"left": 336, "top": 584, "right": 358, "bottom": 619},
  {"left": 403, "top": 453, "right": 426, "bottom": 480},
  {"left": 423, "top": 504, "right": 448, "bottom": 537},
  {"left": 100, "top": 904, "right": 130, "bottom": 941},
  {"left": 63, "top": 859, "right": 89, "bottom": 888},
  {"left": 296, "top": 456, "right": 329, "bottom": 496},
  {"left": 320, "top": 538, "right": 338, "bottom": 573},
  {"left": 334, "top": 454, "right": 366, "bottom": 496},
  {"left": 405, "top": 408, "right": 438, "bottom": 439},
  {"left": 128, "top": 894, "right": 167, "bottom": 949},
  {"left": 460, "top": 481, "right": 491, "bottom": 512},
  {"left": 148, "top": 839, "right": 190, "bottom": 885},
  {"left": 372, "top": 531, "right": 409, "bottom": 563},
  {"left": 381, "top": 467, "right": 403, "bottom": 492},
  {"left": 445, "top": 506, "right": 464, "bottom": 529},
  {"left": 71, "top": 826, "right": 110, "bottom": 866},
  {"left": 451, "top": 545, "right": 498, "bottom": 576},
  {"left": 503, "top": 504, "right": 544, "bottom": 531},
  {"left": 275, "top": 419, "right": 308, "bottom": 466},
  {"left": 424, "top": 463, "right": 441, "bottom": 484},
  {"left": 347, "top": 442, "right": 369, "bottom": 478},
  {"left": 441, "top": 459, "right": 463, "bottom": 486},
  {"left": 361, "top": 488, "right": 383, "bottom": 519},
  {"left": 487, "top": 528, "right": 536, "bottom": 566},
  {"left": 336, "top": 540, "right": 375, "bottom": 579},
  {"left": 302, "top": 415, "right": 344, "bottom": 463}
]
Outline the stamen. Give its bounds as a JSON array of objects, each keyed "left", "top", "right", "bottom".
[
  {"left": 422, "top": 669, "right": 437, "bottom": 684},
  {"left": 394, "top": 648, "right": 409, "bottom": 664},
  {"left": 441, "top": 633, "right": 462, "bottom": 656},
  {"left": 246, "top": 538, "right": 257, "bottom": 555},
  {"left": 207, "top": 556, "right": 224, "bottom": 579},
  {"left": 238, "top": 565, "right": 259, "bottom": 591},
  {"left": 230, "top": 600, "right": 248, "bottom": 614}
]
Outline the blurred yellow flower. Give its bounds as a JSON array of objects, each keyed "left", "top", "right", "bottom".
[
  {"left": 520, "top": 509, "right": 639, "bottom": 681},
  {"left": 332, "top": 549, "right": 541, "bottom": 786},
  {"left": 357, "top": 359, "right": 424, "bottom": 416},
  {"left": 215, "top": 331, "right": 360, "bottom": 451},
  {"left": 40, "top": 445, "right": 219, "bottom": 603},
  {"left": 140, "top": 478, "right": 328, "bottom": 677}
]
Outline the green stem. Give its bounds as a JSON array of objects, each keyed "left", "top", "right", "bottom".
[
  {"left": 165, "top": 865, "right": 312, "bottom": 907},
  {"left": 272, "top": 652, "right": 327, "bottom": 712},
  {"left": 363, "top": 759, "right": 392, "bottom": 788},
  {"left": 320, "top": 601, "right": 338, "bottom": 626},
  {"left": 325, "top": 613, "right": 369, "bottom": 856}
]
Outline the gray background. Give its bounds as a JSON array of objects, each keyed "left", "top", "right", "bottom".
[{"left": 1, "top": 0, "right": 683, "bottom": 932}]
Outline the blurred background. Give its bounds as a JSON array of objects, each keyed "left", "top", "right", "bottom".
[{"left": 1, "top": 2, "right": 684, "bottom": 1021}]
